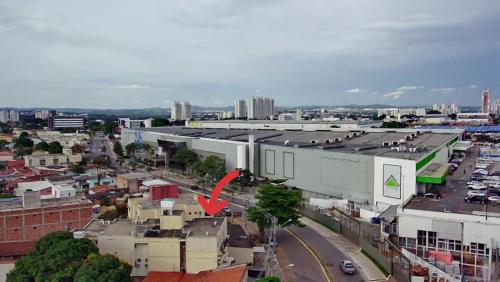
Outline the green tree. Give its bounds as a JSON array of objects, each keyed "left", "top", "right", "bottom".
[
  {"left": 71, "top": 164, "right": 86, "bottom": 174},
  {"left": 14, "top": 137, "right": 33, "bottom": 149},
  {"left": 74, "top": 254, "right": 132, "bottom": 282},
  {"left": 71, "top": 144, "right": 84, "bottom": 154},
  {"left": 19, "top": 132, "right": 29, "bottom": 139},
  {"left": 113, "top": 141, "right": 123, "bottom": 157},
  {"left": 88, "top": 121, "right": 103, "bottom": 133},
  {"left": 247, "top": 182, "right": 303, "bottom": 240},
  {"left": 196, "top": 156, "right": 226, "bottom": 183},
  {"left": 125, "top": 143, "right": 138, "bottom": 156},
  {"left": 34, "top": 141, "right": 49, "bottom": 151},
  {"left": 0, "top": 140, "right": 8, "bottom": 150},
  {"left": 103, "top": 121, "right": 117, "bottom": 135},
  {"left": 256, "top": 277, "right": 281, "bottom": 282},
  {"left": 152, "top": 118, "right": 170, "bottom": 127},
  {"left": 173, "top": 148, "right": 198, "bottom": 174},
  {"left": 7, "top": 231, "right": 98, "bottom": 282},
  {"left": 236, "top": 168, "right": 253, "bottom": 187},
  {"left": 48, "top": 141, "right": 63, "bottom": 154}
]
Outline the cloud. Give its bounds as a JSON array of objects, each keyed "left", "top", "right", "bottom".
[
  {"left": 396, "top": 85, "right": 418, "bottom": 91},
  {"left": 115, "top": 84, "right": 152, "bottom": 89},
  {"left": 430, "top": 87, "right": 456, "bottom": 93},
  {"left": 383, "top": 90, "right": 404, "bottom": 99},
  {"left": 346, "top": 88, "right": 364, "bottom": 94},
  {"left": 469, "top": 84, "right": 478, "bottom": 89}
]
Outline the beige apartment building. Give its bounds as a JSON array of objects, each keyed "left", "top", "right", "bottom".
[
  {"left": 75, "top": 194, "right": 232, "bottom": 277},
  {"left": 24, "top": 151, "right": 82, "bottom": 168}
]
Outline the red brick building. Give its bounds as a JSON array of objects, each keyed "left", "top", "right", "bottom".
[{"left": 0, "top": 191, "right": 93, "bottom": 257}]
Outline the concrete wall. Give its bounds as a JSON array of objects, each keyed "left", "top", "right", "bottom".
[
  {"left": 259, "top": 144, "right": 375, "bottom": 204},
  {"left": 147, "top": 239, "right": 181, "bottom": 272},
  {"left": 398, "top": 208, "right": 500, "bottom": 248},
  {"left": 228, "top": 247, "right": 253, "bottom": 265},
  {"left": 185, "top": 236, "right": 218, "bottom": 274}
]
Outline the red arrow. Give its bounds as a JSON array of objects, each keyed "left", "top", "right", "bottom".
[{"left": 197, "top": 169, "right": 240, "bottom": 216}]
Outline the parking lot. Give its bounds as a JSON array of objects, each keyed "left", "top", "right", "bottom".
[{"left": 407, "top": 145, "right": 500, "bottom": 216}]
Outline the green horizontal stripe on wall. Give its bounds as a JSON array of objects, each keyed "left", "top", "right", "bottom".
[
  {"left": 416, "top": 175, "right": 446, "bottom": 184},
  {"left": 416, "top": 151, "right": 436, "bottom": 171},
  {"left": 447, "top": 136, "right": 459, "bottom": 147}
]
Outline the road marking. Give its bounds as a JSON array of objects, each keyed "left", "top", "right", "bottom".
[{"left": 285, "top": 228, "right": 334, "bottom": 282}]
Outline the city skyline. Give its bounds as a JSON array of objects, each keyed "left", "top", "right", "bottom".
[{"left": 1, "top": 1, "right": 499, "bottom": 109}]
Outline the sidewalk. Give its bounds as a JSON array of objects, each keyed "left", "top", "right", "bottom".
[{"left": 300, "top": 217, "right": 388, "bottom": 281}]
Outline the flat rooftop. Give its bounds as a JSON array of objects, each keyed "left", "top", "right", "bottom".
[
  {"left": 189, "top": 119, "right": 378, "bottom": 125},
  {"left": 130, "top": 192, "right": 200, "bottom": 209},
  {"left": 184, "top": 217, "right": 225, "bottom": 236},
  {"left": 134, "top": 127, "right": 459, "bottom": 160},
  {"left": 81, "top": 217, "right": 225, "bottom": 238},
  {"left": 404, "top": 179, "right": 500, "bottom": 216},
  {"left": 0, "top": 196, "right": 91, "bottom": 212},
  {"left": 117, "top": 172, "right": 151, "bottom": 180}
]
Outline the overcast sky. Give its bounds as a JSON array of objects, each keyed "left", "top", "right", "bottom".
[{"left": 1, "top": 1, "right": 499, "bottom": 109}]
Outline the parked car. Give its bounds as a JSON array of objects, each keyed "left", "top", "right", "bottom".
[
  {"left": 190, "top": 185, "right": 200, "bottom": 190},
  {"left": 340, "top": 260, "right": 356, "bottom": 275},
  {"left": 467, "top": 190, "right": 486, "bottom": 197},
  {"left": 474, "top": 169, "right": 489, "bottom": 175},
  {"left": 467, "top": 183, "right": 487, "bottom": 190},
  {"left": 424, "top": 192, "right": 441, "bottom": 199},
  {"left": 488, "top": 196, "right": 500, "bottom": 203},
  {"left": 464, "top": 195, "right": 487, "bottom": 204}
]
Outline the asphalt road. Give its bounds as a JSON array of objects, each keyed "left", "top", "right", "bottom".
[
  {"left": 289, "top": 226, "right": 365, "bottom": 282},
  {"left": 159, "top": 176, "right": 358, "bottom": 282},
  {"left": 87, "top": 134, "right": 117, "bottom": 168}
]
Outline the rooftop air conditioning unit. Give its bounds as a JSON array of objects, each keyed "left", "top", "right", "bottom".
[
  {"left": 382, "top": 142, "right": 390, "bottom": 147},
  {"left": 393, "top": 141, "right": 400, "bottom": 146},
  {"left": 325, "top": 139, "right": 334, "bottom": 144},
  {"left": 345, "top": 134, "right": 352, "bottom": 139},
  {"left": 334, "top": 137, "right": 343, "bottom": 143},
  {"left": 310, "top": 140, "right": 319, "bottom": 144},
  {"left": 353, "top": 132, "right": 360, "bottom": 137},
  {"left": 399, "top": 139, "right": 406, "bottom": 143},
  {"left": 405, "top": 135, "right": 412, "bottom": 141},
  {"left": 411, "top": 133, "right": 417, "bottom": 138},
  {"left": 361, "top": 130, "right": 366, "bottom": 134}
]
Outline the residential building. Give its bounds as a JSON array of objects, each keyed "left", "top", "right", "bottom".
[
  {"left": 491, "top": 100, "right": 500, "bottom": 116},
  {"left": 170, "top": 101, "right": 182, "bottom": 121},
  {"left": 247, "top": 97, "right": 275, "bottom": 120},
  {"left": 75, "top": 194, "right": 230, "bottom": 277},
  {"left": 181, "top": 102, "right": 192, "bottom": 120},
  {"left": 118, "top": 118, "right": 153, "bottom": 129},
  {"left": 0, "top": 152, "right": 14, "bottom": 163},
  {"left": 455, "top": 113, "right": 491, "bottom": 125},
  {"left": 0, "top": 190, "right": 93, "bottom": 258},
  {"left": 296, "top": 109, "right": 302, "bottom": 121},
  {"left": 23, "top": 151, "right": 82, "bottom": 168},
  {"left": 377, "top": 108, "right": 427, "bottom": 117},
  {"left": 234, "top": 100, "right": 247, "bottom": 119},
  {"left": 35, "top": 131, "right": 89, "bottom": 149},
  {"left": 482, "top": 89, "right": 492, "bottom": 113},
  {"left": 0, "top": 110, "right": 19, "bottom": 123},
  {"left": 35, "top": 110, "right": 50, "bottom": 120},
  {"left": 116, "top": 172, "right": 153, "bottom": 193}
]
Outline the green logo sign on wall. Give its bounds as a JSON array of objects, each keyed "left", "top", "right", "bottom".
[
  {"left": 383, "top": 164, "right": 402, "bottom": 199},
  {"left": 384, "top": 175, "right": 400, "bottom": 189}
]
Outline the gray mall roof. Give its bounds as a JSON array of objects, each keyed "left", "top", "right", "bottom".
[{"left": 133, "top": 127, "right": 459, "bottom": 161}]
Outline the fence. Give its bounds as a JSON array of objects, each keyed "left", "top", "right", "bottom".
[{"left": 301, "top": 204, "right": 411, "bottom": 282}]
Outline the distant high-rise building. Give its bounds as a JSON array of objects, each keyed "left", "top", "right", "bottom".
[
  {"left": 234, "top": 100, "right": 247, "bottom": 119},
  {"left": 491, "top": 100, "right": 500, "bottom": 116},
  {"left": 247, "top": 97, "right": 275, "bottom": 120},
  {"left": 35, "top": 110, "right": 50, "bottom": 119},
  {"left": 170, "top": 101, "right": 182, "bottom": 121},
  {"left": 181, "top": 102, "right": 192, "bottom": 120},
  {"left": 482, "top": 88, "right": 492, "bottom": 113},
  {"left": 0, "top": 109, "right": 19, "bottom": 123},
  {"left": 295, "top": 109, "right": 302, "bottom": 121}
]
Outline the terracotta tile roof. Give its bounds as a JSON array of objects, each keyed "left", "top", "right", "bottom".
[
  {"left": 91, "top": 185, "right": 116, "bottom": 194},
  {"left": 0, "top": 152, "right": 13, "bottom": 157},
  {"left": 143, "top": 265, "right": 247, "bottom": 282}
]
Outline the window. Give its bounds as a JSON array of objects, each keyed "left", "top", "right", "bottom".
[
  {"left": 417, "top": 230, "right": 426, "bottom": 246},
  {"left": 407, "top": 238, "right": 416, "bottom": 249},
  {"left": 40, "top": 159, "right": 46, "bottom": 166},
  {"left": 283, "top": 152, "right": 294, "bottom": 179},
  {"left": 265, "top": 149, "right": 275, "bottom": 175},
  {"left": 428, "top": 231, "right": 437, "bottom": 248}
]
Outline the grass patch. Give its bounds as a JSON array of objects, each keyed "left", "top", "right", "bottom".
[{"left": 361, "top": 249, "right": 390, "bottom": 276}]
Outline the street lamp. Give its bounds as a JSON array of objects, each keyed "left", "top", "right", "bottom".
[
  {"left": 276, "top": 264, "right": 294, "bottom": 274},
  {"left": 280, "top": 218, "right": 293, "bottom": 228}
]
